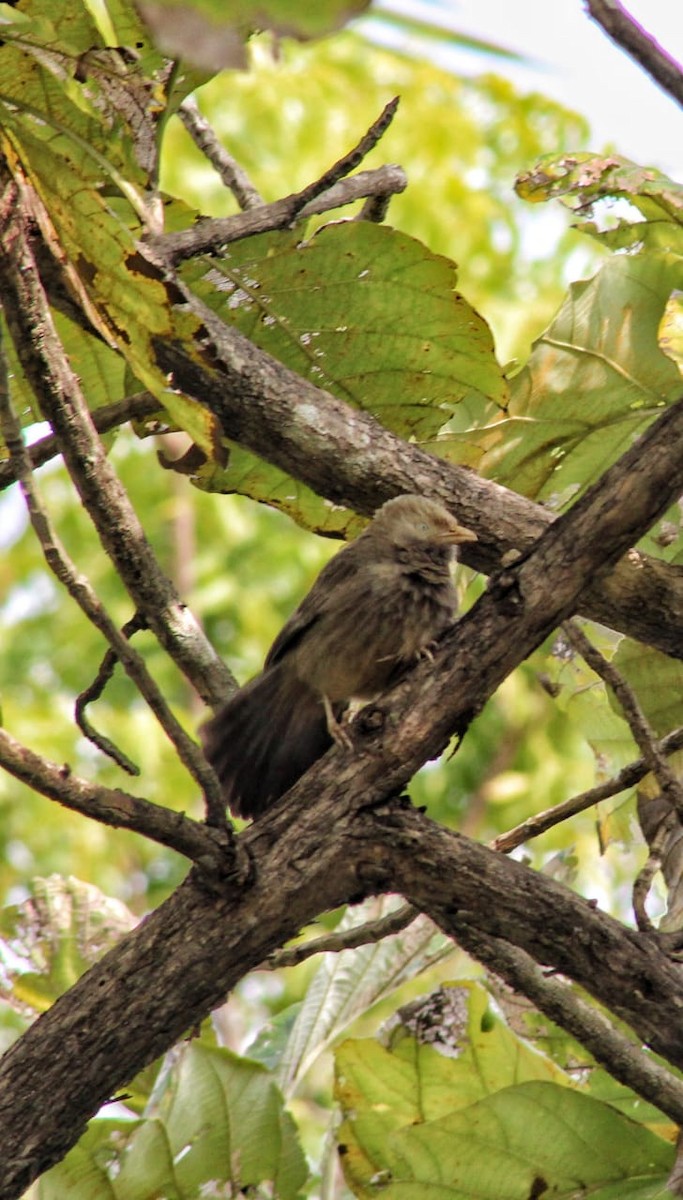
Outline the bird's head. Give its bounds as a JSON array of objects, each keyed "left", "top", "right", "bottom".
[{"left": 371, "top": 494, "right": 477, "bottom": 554}]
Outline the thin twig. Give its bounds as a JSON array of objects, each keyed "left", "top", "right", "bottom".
[
  {"left": 160, "top": 164, "right": 407, "bottom": 263},
  {"left": 265, "top": 903, "right": 418, "bottom": 968},
  {"left": 632, "top": 838, "right": 670, "bottom": 933},
  {"left": 0, "top": 168, "right": 233, "bottom": 721},
  {"left": 585, "top": 0, "right": 683, "bottom": 108},
  {"left": 154, "top": 147, "right": 407, "bottom": 264},
  {"left": 563, "top": 621, "right": 683, "bottom": 816},
  {"left": 0, "top": 725, "right": 232, "bottom": 868},
  {"left": 491, "top": 725, "right": 683, "bottom": 853},
  {"left": 0, "top": 346, "right": 238, "bottom": 870},
  {"left": 178, "top": 95, "right": 263, "bottom": 210},
  {"left": 284, "top": 96, "right": 400, "bottom": 219},
  {"left": 0, "top": 363, "right": 228, "bottom": 827},
  {"left": 75, "top": 611, "right": 148, "bottom": 775},
  {"left": 0, "top": 196, "right": 228, "bottom": 828},
  {"left": 358, "top": 192, "right": 392, "bottom": 223},
  {"left": 0, "top": 392, "right": 161, "bottom": 493},
  {"left": 563, "top": 620, "right": 683, "bottom": 930},
  {"left": 454, "top": 924, "right": 683, "bottom": 1125}
]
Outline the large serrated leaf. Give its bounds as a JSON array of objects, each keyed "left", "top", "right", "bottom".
[
  {"left": 185, "top": 220, "right": 506, "bottom": 527},
  {"left": 185, "top": 220, "right": 507, "bottom": 438},
  {"left": 335, "top": 981, "right": 567, "bottom": 1126},
  {"left": 388, "top": 1083, "right": 673, "bottom": 1200},
  {"left": 464, "top": 251, "right": 683, "bottom": 505}
]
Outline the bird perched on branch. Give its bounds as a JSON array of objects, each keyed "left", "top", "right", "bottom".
[{"left": 201, "top": 494, "right": 477, "bottom": 820}]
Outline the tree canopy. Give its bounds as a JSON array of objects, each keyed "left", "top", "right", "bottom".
[{"left": 0, "top": 1, "right": 682, "bottom": 1198}]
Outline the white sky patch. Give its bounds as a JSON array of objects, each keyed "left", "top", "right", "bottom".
[{"left": 368, "top": 0, "right": 683, "bottom": 175}]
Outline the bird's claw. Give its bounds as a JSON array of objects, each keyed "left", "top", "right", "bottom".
[{"left": 323, "top": 694, "right": 353, "bottom": 750}]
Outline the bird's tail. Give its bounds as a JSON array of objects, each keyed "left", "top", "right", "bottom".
[{"left": 200, "top": 664, "right": 334, "bottom": 819}]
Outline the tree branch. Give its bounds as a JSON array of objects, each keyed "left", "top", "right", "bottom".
[
  {"left": 447, "top": 928, "right": 683, "bottom": 1125},
  {"left": 0, "top": 727, "right": 231, "bottom": 867},
  {"left": 267, "top": 903, "right": 419, "bottom": 969},
  {"left": 178, "top": 95, "right": 264, "bottom": 210},
  {"left": 153, "top": 317, "right": 683, "bottom": 663},
  {"left": 564, "top": 619, "right": 683, "bottom": 930},
  {"left": 153, "top": 93, "right": 403, "bottom": 263},
  {"left": 75, "top": 610, "right": 147, "bottom": 774},
  {"left": 153, "top": 164, "right": 408, "bottom": 263},
  {"left": 0, "top": 168, "right": 234, "bottom": 717},
  {"left": 0, "top": 391, "right": 161, "bottom": 492},
  {"left": 564, "top": 620, "right": 683, "bottom": 818},
  {"left": 0, "top": 345, "right": 225, "bottom": 824},
  {"left": 27, "top": 193, "right": 683, "bottom": 667},
  {"left": 586, "top": 0, "right": 683, "bottom": 107},
  {"left": 492, "top": 724, "right": 683, "bottom": 852}
]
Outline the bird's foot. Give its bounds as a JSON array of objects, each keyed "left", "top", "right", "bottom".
[
  {"left": 323, "top": 694, "right": 353, "bottom": 750},
  {"left": 416, "top": 640, "right": 437, "bottom": 663}
]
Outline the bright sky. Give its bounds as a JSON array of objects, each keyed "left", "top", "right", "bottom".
[{"left": 371, "top": 0, "right": 683, "bottom": 176}]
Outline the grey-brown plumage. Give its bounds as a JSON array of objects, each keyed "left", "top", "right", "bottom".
[{"left": 201, "top": 494, "right": 477, "bottom": 819}]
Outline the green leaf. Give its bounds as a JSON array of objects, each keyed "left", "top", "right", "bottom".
[
  {"left": 39, "top": 1043, "right": 308, "bottom": 1199},
  {"left": 338, "top": 981, "right": 567, "bottom": 1115},
  {"left": 0, "top": 0, "right": 163, "bottom": 184},
  {"left": 337, "top": 1027, "right": 674, "bottom": 1199},
  {"left": 610, "top": 640, "right": 683, "bottom": 740},
  {"left": 363, "top": 7, "right": 527, "bottom": 63},
  {"left": 659, "top": 290, "right": 683, "bottom": 375},
  {"left": 387, "top": 1083, "right": 674, "bottom": 1200},
  {"left": 186, "top": 220, "right": 506, "bottom": 527},
  {"left": 187, "top": 221, "right": 507, "bottom": 434},
  {"left": 37, "top": 1119, "right": 126, "bottom": 1200},
  {"left": 335, "top": 988, "right": 676, "bottom": 1198},
  {"left": 140, "top": 0, "right": 371, "bottom": 43},
  {"left": 468, "top": 251, "right": 683, "bottom": 504}
]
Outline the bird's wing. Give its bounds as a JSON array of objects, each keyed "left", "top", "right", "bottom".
[{"left": 264, "top": 540, "right": 368, "bottom": 668}]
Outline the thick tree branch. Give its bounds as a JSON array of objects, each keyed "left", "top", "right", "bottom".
[
  {"left": 154, "top": 319, "right": 683, "bottom": 662},
  {"left": 2, "top": 396, "right": 683, "bottom": 1195},
  {"left": 383, "top": 811, "right": 683, "bottom": 1067},
  {"left": 25, "top": 198, "right": 683, "bottom": 665}
]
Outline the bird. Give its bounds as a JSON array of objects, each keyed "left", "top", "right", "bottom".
[{"left": 201, "top": 494, "right": 477, "bottom": 819}]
